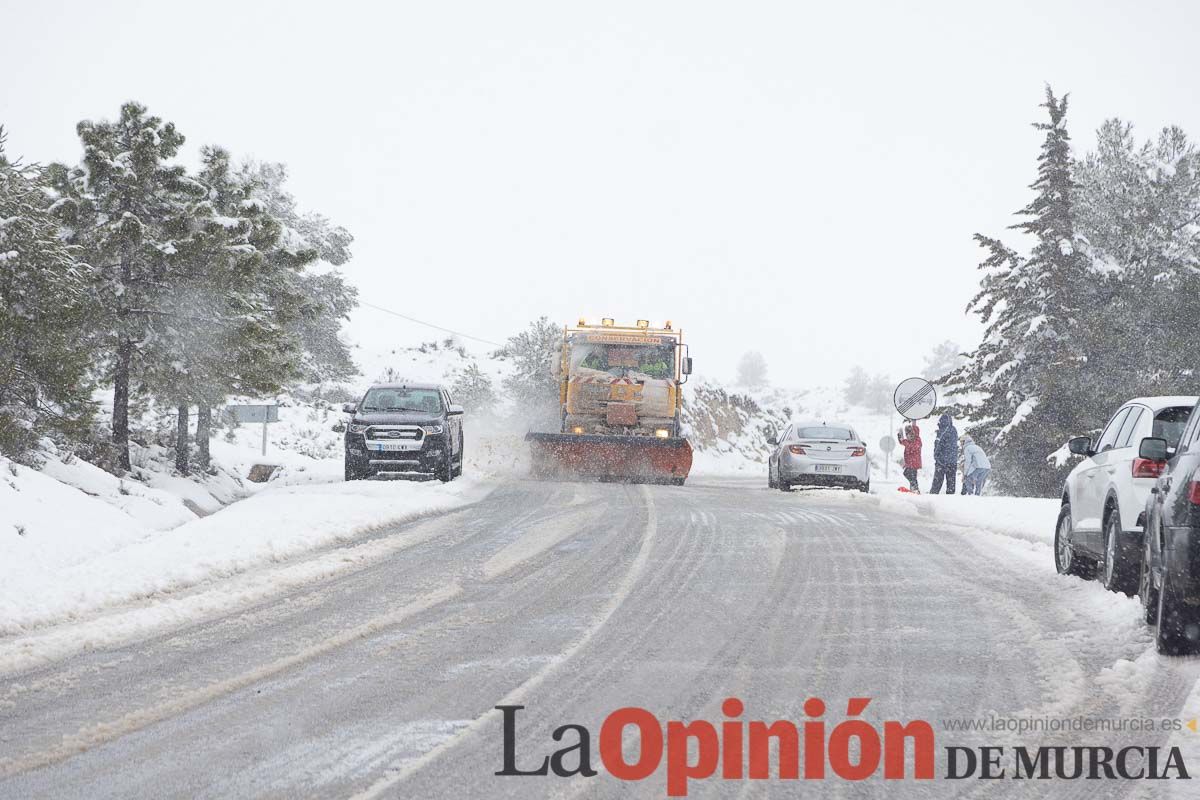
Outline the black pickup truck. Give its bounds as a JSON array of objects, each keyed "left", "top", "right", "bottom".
[{"left": 342, "top": 383, "right": 464, "bottom": 481}]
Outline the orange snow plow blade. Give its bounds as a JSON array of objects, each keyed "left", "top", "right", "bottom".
[{"left": 526, "top": 433, "right": 693, "bottom": 485}]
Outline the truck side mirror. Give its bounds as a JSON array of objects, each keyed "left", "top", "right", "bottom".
[
  {"left": 342, "top": 402, "right": 357, "bottom": 414},
  {"left": 1067, "top": 436, "right": 1093, "bottom": 457},
  {"left": 447, "top": 404, "right": 464, "bottom": 416},
  {"left": 682, "top": 357, "right": 693, "bottom": 375},
  {"left": 1139, "top": 436, "right": 1169, "bottom": 462},
  {"left": 331, "top": 422, "right": 346, "bottom": 433}
]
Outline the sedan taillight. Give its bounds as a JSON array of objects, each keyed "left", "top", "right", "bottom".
[
  {"left": 848, "top": 447, "right": 866, "bottom": 457},
  {"left": 1190, "top": 481, "right": 1200, "bottom": 505},
  {"left": 1132, "top": 458, "right": 1165, "bottom": 479},
  {"left": 788, "top": 445, "right": 806, "bottom": 455}
]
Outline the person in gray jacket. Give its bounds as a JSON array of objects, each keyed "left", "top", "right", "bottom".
[{"left": 960, "top": 435, "right": 991, "bottom": 495}]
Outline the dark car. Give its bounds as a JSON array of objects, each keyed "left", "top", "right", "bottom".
[
  {"left": 1138, "top": 397, "right": 1200, "bottom": 654},
  {"left": 342, "top": 383, "right": 464, "bottom": 482}
]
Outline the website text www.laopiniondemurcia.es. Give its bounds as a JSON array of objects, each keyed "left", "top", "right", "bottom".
[{"left": 495, "top": 698, "right": 1192, "bottom": 796}]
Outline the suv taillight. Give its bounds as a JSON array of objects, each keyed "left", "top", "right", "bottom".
[
  {"left": 788, "top": 445, "right": 806, "bottom": 455},
  {"left": 1132, "top": 458, "right": 1165, "bottom": 479},
  {"left": 848, "top": 447, "right": 866, "bottom": 457},
  {"left": 1190, "top": 481, "right": 1200, "bottom": 505}
]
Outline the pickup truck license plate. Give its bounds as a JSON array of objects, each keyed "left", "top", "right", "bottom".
[{"left": 372, "top": 442, "right": 412, "bottom": 452}]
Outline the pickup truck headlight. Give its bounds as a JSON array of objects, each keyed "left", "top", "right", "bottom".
[
  {"left": 422, "top": 424, "right": 444, "bottom": 435},
  {"left": 349, "top": 423, "right": 368, "bottom": 433}
]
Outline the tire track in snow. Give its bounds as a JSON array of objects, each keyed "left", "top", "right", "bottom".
[
  {"left": 347, "top": 484, "right": 661, "bottom": 800},
  {"left": 0, "top": 584, "right": 462, "bottom": 779}
]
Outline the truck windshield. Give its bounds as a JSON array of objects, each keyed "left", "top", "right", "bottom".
[
  {"left": 360, "top": 388, "right": 443, "bottom": 413},
  {"left": 568, "top": 342, "right": 675, "bottom": 379}
]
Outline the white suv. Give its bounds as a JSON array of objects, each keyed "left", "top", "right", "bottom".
[{"left": 1055, "top": 396, "right": 1197, "bottom": 594}]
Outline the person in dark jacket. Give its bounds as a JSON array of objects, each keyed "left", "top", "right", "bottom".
[
  {"left": 897, "top": 422, "right": 922, "bottom": 492},
  {"left": 929, "top": 413, "right": 958, "bottom": 494}
]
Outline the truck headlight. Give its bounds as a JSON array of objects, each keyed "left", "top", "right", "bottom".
[
  {"left": 655, "top": 429, "right": 670, "bottom": 438},
  {"left": 349, "top": 423, "right": 368, "bottom": 433},
  {"left": 422, "top": 424, "right": 444, "bottom": 435}
]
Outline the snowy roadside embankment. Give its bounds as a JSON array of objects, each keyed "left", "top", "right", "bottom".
[
  {"left": 768, "top": 483, "right": 1061, "bottom": 547},
  {"left": 869, "top": 490, "right": 1060, "bottom": 546},
  {"left": 1, "top": 475, "right": 493, "bottom": 637}
]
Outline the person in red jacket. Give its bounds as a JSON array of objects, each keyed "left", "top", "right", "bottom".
[{"left": 897, "top": 422, "right": 922, "bottom": 492}]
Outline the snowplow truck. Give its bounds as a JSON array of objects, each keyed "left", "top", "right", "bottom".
[{"left": 527, "top": 318, "right": 694, "bottom": 484}]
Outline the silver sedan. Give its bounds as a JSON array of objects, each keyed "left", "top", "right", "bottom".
[{"left": 767, "top": 423, "right": 871, "bottom": 492}]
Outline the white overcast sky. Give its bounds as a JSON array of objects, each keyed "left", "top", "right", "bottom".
[{"left": 6, "top": 0, "right": 1200, "bottom": 387}]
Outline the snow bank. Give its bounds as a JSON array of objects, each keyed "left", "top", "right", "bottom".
[
  {"left": 795, "top": 484, "right": 1061, "bottom": 547},
  {"left": 1, "top": 460, "right": 160, "bottom": 574},
  {"left": 0, "top": 440, "right": 251, "bottom": 583},
  {"left": 0, "top": 475, "right": 493, "bottom": 636},
  {"left": 872, "top": 490, "right": 1059, "bottom": 546}
]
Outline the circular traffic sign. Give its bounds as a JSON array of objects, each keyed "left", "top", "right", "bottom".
[
  {"left": 879, "top": 435, "right": 896, "bottom": 453},
  {"left": 894, "top": 377, "right": 937, "bottom": 420}
]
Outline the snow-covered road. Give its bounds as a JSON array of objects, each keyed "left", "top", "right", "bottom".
[{"left": 2, "top": 478, "right": 1199, "bottom": 798}]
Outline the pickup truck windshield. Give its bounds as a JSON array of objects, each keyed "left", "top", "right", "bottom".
[{"left": 360, "top": 388, "right": 443, "bottom": 413}]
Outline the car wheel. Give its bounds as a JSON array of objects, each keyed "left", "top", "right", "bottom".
[
  {"left": 1054, "top": 505, "right": 1095, "bottom": 579},
  {"left": 453, "top": 438, "right": 464, "bottom": 477},
  {"left": 1100, "top": 507, "right": 1139, "bottom": 596},
  {"left": 344, "top": 458, "right": 363, "bottom": 481},
  {"left": 779, "top": 480, "right": 793, "bottom": 493},
  {"left": 437, "top": 449, "right": 454, "bottom": 483},
  {"left": 671, "top": 477, "right": 686, "bottom": 487},
  {"left": 768, "top": 461, "right": 778, "bottom": 489},
  {"left": 859, "top": 480, "right": 870, "bottom": 494},
  {"left": 1156, "top": 560, "right": 1200, "bottom": 655},
  {"left": 1139, "top": 529, "right": 1158, "bottom": 625}
]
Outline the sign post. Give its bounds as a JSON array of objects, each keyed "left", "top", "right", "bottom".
[
  {"left": 893, "top": 377, "right": 937, "bottom": 421},
  {"left": 893, "top": 378, "right": 936, "bottom": 487},
  {"left": 878, "top": 433, "right": 896, "bottom": 479},
  {"left": 226, "top": 404, "right": 280, "bottom": 456}
]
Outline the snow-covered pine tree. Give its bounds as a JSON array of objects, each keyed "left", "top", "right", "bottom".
[
  {"left": 50, "top": 103, "right": 202, "bottom": 471},
  {"left": 451, "top": 362, "right": 497, "bottom": 415},
  {"left": 237, "top": 160, "right": 357, "bottom": 389},
  {"left": 923, "top": 341, "right": 965, "bottom": 382},
  {"left": 1075, "top": 121, "right": 1200, "bottom": 394},
  {"left": 865, "top": 374, "right": 893, "bottom": 414},
  {"left": 0, "top": 128, "right": 97, "bottom": 460},
  {"left": 736, "top": 351, "right": 769, "bottom": 390},
  {"left": 148, "top": 146, "right": 288, "bottom": 473},
  {"left": 946, "top": 87, "right": 1100, "bottom": 496},
  {"left": 843, "top": 366, "right": 869, "bottom": 405},
  {"left": 495, "top": 317, "right": 563, "bottom": 429}
]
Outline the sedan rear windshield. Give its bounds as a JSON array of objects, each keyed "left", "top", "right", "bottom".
[
  {"left": 360, "top": 388, "right": 443, "bottom": 413},
  {"left": 794, "top": 427, "right": 855, "bottom": 440},
  {"left": 1154, "top": 406, "right": 1193, "bottom": 449}
]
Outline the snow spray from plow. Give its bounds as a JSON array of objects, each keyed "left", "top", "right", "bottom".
[{"left": 526, "top": 432, "right": 693, "bottom": 484}]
